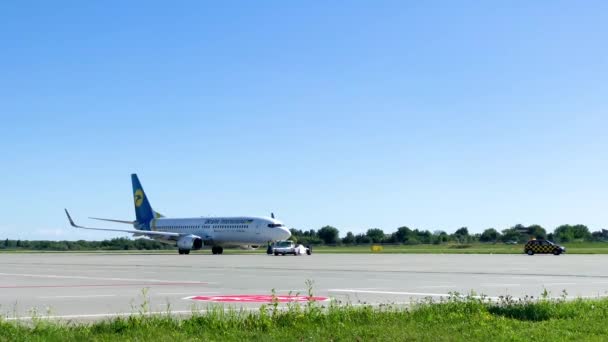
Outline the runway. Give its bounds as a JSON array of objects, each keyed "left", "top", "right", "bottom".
[{"left": 1, "top": 253, "right": 608, "bottom": 321}]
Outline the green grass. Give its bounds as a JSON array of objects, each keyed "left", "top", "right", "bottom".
[
  {"left": 4, "top": 293, "right": 608, "bottom": 341},
  {"left": 312, "top": 242, "right": 608, "bottom": 254},
  {"left": 2, "top": 242, "right": 608, "bottom": 254},
  {"left": 0, "top": 249, "right": 261, "bottom": 255}
]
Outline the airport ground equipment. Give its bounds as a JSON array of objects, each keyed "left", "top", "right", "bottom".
[{"left": 271, "top": 240, "right": 312, "bottom": 256}]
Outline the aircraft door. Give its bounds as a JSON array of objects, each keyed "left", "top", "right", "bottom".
[{"left": 255, "top": 222, "right": 261, "bottom": 235}]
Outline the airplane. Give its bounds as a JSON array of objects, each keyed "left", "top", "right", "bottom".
[{"left": 65, "top": 174, "right": 291, "bottom": 255}]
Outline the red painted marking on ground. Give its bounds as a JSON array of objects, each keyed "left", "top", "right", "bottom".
[
  {"left": 188, "top": 295, "right": 329, "bottom": 303},
  {"left": 0, "top": 282, "right": 207, "bottom": 289}
]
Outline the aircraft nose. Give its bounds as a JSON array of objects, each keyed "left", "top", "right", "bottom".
[{"left": 279, "top": 227, "right": 291, "bottom": 240}]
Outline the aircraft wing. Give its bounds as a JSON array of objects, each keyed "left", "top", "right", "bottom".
[
  {"left": 65, "top": 209, "right": 181, "bottom": 237},
  {"left": 89, "top": 217, "right": 135, "bottom": 224}
]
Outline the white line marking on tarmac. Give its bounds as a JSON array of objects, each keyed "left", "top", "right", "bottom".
[
  {"left": 157, "top": 292, "right": 220, "bottom": 296},
  {"left": 38, "top": 295, "right": 117, "bottom": 299},
  {"left": 571, "top": 295, "right": 608, "bottom": 299},
  {"left": 0, "top": 272, "right": 207, "bottom": 284},
  {"left": 36, "top": 292, "right": 220, "bottom": 299},
  {"left": 3, "top": 308, "right": 258, "bottom": 321},
  {"left": 417, "top": 285, "right": 456, "bottom": 289},
  {"left": 542, "top": 283, "right": 576, "bottom": 286},
  {"left": 328, "top": 289, "right": 508, "bottom": 301},
  {"left": 3, "top": 302, "right": 416, "bottom": 322},
  {"left": 509, "top": 276, "right": 537, "bottom": 280},
  {"left": 329, "top": 289, "right": 453, "bottom": 297},
  {"left": 480, "top": 283, "right": 521, "bottom": 287}
]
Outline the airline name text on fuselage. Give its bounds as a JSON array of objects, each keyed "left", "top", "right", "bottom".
[{"left": 203, "top": 219, "right": 253, "bottom": 225}]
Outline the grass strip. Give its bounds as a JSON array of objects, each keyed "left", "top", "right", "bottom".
[
  {"left": 3, "top": 242, "right": 608, "bottom": 254},
  {"left": 3, "top": 293, "right": 608, "bottom": 341}
]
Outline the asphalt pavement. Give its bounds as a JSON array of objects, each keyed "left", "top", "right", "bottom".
[{"left": 1, "top": 253, "right": 607, "bottom": 321}]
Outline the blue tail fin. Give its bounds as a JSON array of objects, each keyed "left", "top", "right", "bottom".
[{"left": 131, "top": 174, "right": 154, "bottom": 230}]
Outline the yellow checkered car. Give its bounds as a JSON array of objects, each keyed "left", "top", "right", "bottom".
[{"left": 524, "top": 239, "right": 566, "bottom": 256}]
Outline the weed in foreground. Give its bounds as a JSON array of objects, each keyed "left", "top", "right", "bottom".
[{"left": 3, "top": 287, "right": 608, "bottom": 341}]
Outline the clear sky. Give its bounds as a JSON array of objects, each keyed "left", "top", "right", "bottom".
[{"left": 1, "top": 1, "right": 606, "bottom": 240}]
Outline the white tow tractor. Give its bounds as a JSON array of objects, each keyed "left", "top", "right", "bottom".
[{"left": 270, "top": 240, "right": 311, "bottom": 256}]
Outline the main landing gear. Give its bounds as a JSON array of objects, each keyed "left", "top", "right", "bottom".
[{"left": 177, "top": 246, "right": 224, "bottom": 255}]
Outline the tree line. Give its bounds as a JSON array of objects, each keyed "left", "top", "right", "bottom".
[
  {"left": 0, "top": 238, "right": 173, "bottom": 251},
  {"left": 1, "top": 224, "right": 606, "bottom": 251},
  {"left": 289, "top": 224, "right": 608, "bottom": 246}
]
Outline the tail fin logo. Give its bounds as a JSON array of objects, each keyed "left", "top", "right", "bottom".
[{"left": 134, "top": 189, "right": 144, "bottom": 207}]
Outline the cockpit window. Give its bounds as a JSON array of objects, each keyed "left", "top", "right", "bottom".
[{"left": 268, "top": 223, "right": 283, "bottom": 228}]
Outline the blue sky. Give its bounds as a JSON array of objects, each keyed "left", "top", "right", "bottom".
[{"left": 1, "top": 1, "right": 607, "bottom": 240}]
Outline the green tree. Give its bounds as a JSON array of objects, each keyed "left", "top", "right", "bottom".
[
  {"left": 366, "top": 228, "right": 386, "bottom": 243},
  {"left": 290, "top": 228, "right": 322, "bottom": 245},
  {"left": 527, "top": 225, "right": 547, "bottom": 239},
  {"left": 453, "top": 227, "right": 470, "bottom": 243},
  {"left": 480, "top": 228, "right": 500, "bottom": 242},
  {"left": 554, "top": 224, "right": 591, "bottom": 242},
  {"left": 472, "top": 233, "right": 481, "bottom": 242},
  {"left": 342, "top": 232, "right": 356, "bottom": 244},
  {"left": 414, "top": 229, "right": 432, "bottom": 244},
  {"left": 501, "top": 228, "right": 524, "bottom": 243},
  {"left": 355, "top": 234, "right": 371, "bottom": 244},
  {"left": 393, "top": 226, "right": 412, "bottom": 243},
  {"left": 433, "top": 230, "right": 449, "bottom": 244},
  {"left": 317, "top": 226, "right": 340, "bottom": 244},
  {"left": 454, "top": 227, "right": 469, "bottom": 236},
  {"left": 591, "top": 230, "right": 607, "bottom": 242}
]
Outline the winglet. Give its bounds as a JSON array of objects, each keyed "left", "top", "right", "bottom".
[{"left": 65, "top": 209, "right": 79, "bottom": 228}]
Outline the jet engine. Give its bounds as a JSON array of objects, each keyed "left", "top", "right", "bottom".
[
  {"left": 177, "top": 235, "right": 203, "bottom": 250},
  {"left": 239, "top": 245, "right": 260, "bottom": 250}
]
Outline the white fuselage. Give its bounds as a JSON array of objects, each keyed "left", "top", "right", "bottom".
[{"left": 146, "top": 216, "right": 291, "bottom": 246}]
